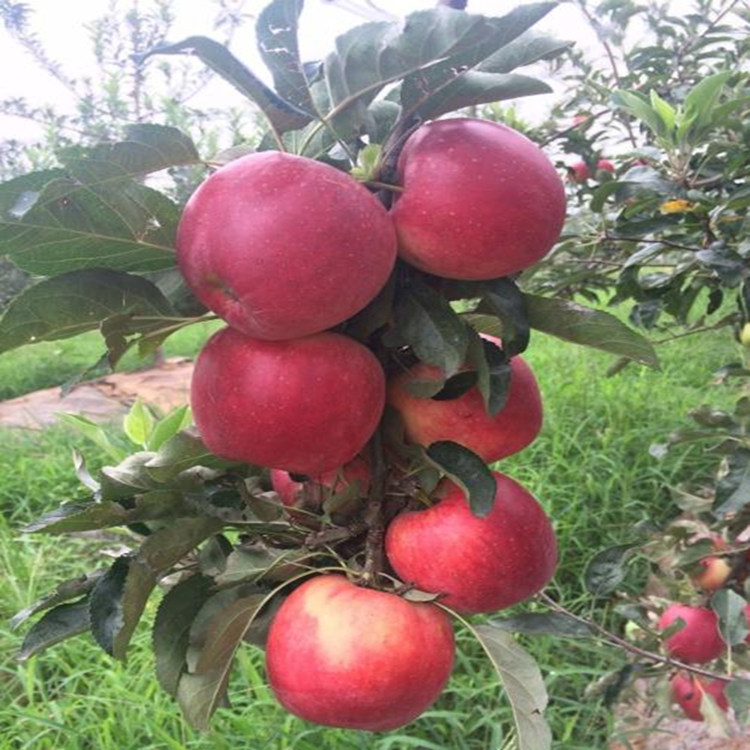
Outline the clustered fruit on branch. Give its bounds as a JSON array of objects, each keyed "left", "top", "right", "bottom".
[{"left": 177, "top": 117, "right": 566, "bottom": 731}]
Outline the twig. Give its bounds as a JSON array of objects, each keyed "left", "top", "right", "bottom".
[
  {"left": 539, "top": 593, "right": 733, "bottom": 683},
  {"left": 361, "top": 430, "right": 387, "bottom": 587}
]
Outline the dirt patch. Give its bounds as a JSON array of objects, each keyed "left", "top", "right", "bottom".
[{"left": 0, "top": 358, "right": 193, "bottom": 429}]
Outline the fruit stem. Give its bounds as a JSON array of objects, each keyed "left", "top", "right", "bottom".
[
  {"left": 539, "top": 593, "right": 734, "bottom": 684},
  {"left": 361, "top": 428, "right": 388, "bottom": 587}
]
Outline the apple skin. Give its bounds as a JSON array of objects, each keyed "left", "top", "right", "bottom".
[
  {"left": 596, "top": 159, "right": 615, "bottom": 174},
  {"left": 387, "top": 336, "right": 542, "bottom": 463},
  {"left": 385, "top": 472, "right": 557, "bottom": 614},
  {"left": 671, "top": 673, "right": 729, "bottom": 721},
  {"left": 692, "top": 556, "right": 732, "bottom": 592},
  {"left": 191, "top": 328, "right": 385, "bottom": 475},
  {"left": 568, "top": 159, "right": 614, "bottom": 183},
  {"left": 270, "top": 456, "right": 371, "bottom": 511},
  {"left": 177, "top": 152, "right": 397, "bottom": 340},
  {"left": 657, "top": 604, "right": 725, "bottom": 664},
  {"left": 265, "top": 574, "right": 455, "bottom": 731},
  {"left": 390, "top": 118, "right": 566, "bottom": 280}
]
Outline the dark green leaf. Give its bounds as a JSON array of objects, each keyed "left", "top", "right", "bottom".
[
  {"left": 584, "top": 544, "right": 635, "bottom": 596},
  {"left": 140, "top": 36, "right": 311, "bottom": 134},
  {"left": 480, "top": 278, "right": 530, "bottom": 356},
  {"left": 394, "top": 278, "right": 469, "bottom": 377},
  {"left": 465, "top": 329, "right": 511, "bottom": 416},
  {"left": 472, "top": 624, "right": 552, "bottom": 750},
  {"left": 12, "top": 573, "right": 102, "bottom": 630},
  {"left": 0, "top": 270, "right": 174, "bottom": 356},
  {"left": 18, "top": 601, "right": 91, "bottom": 661},
  {"left": 715, "top": 449, "right": 750, "bottom": 516},
  {"left": 425, "top": 441, "right": 496, "bottom": 517},
  {"left": 145, "top": 431, "right": 236, "bottom": 482},
  {"left": 0, "top": 170, "right": 179, "bottom": 275},
  {"left": 153, "top": 574, "right": 214, "bottom": 696},
  {"left": 89, "top": 556, "right": 132, "bottom": 658},
  {"left": 726, "top": 679, "right": 750, "bottom": 725},
  {"left": 524, "top": 294, "right": 660, "bottom": 369},
  {"left": 256, "top": 0, "right": 315, "bottom": 114},
  {"left": 489, "top": 612, "right": 593, "bottom": 639},
  {"left": 479, "top": 32, "right": 572, "bottom": 74},
  {"left": 24, "top": 501, "right": 130, "bottom": 534},
  {"left": 712, "top": 589, "right": 749, "bottom": 647}
]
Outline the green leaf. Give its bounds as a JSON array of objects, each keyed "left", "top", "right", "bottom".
[
  {"left": 18, "top": 601, "right": 91, "bottom": 661},
  {"left": 479, "top": 32, "right": 572, "bottom": 74},
  {"left": 489, "top": 613, "right": 593, "bottom": 639},
  {"left": 612, "top": 90, "right": 668, "bottom": 141},
  {"left": 123, "top": 400, "right": 155, "bottom": 448},
  {"left": 715, "top": 449, "right": 750, "bottom": 517},
  {"left": 255, "top": 0, "right": 315, "bottom": 114},
  {"left": 0, "top": 169, "right": 179, "bottom": 275},
  {"left": 584, "top": 544, "right": 635, "bottom": 597},
  {"left": 0, "top": 269, "right": 174, "bottom": 357},
  {"left": 11, "top": 572, "right": 103, "bottom": 630},
  {"left": 680, "top": 70, "right": 731, "bottom": 143},
  {"left": 726, "top": 678, "right": 750, "bottom": 725},
  {"left": 425, "top": 441, "right": 496, "bottom": 517},
  {"left": 649, "top": 90, "right": 676, "bottom": 136},
  {"left": 140, "top": 36, "right": 311, "bottom": 135},
  {"left": 524, "top": 294, "right": 660, "bottom": 369},
  {"left": 147, "top": 406, "right": 192, "bottom": 452},
  {"left": 55, "top": 413, "right": 125, "bottom": 462},
  {"left": 465, "top": 330, "right": 511, "bottom": 416},
  {"left": 711, "top": 589, "right": 749, "bottom": 647},
  {"left": 394, "top": 278, "right": 469, "bottom": 377},
  {"left": 480, "top": 278, "right": 530, "bottom": 357},
  {"left": 90, "top": 519, "right": 221, "bottom": 659},
  {"left": 145, "top": 431, "right": 236, "bottom": 483},
  {"left": 177, "top": 586, "right": 271, "bottom": 730},
  {"left": 24, "top": 501, "right": 129, "bottom": 534},
  {"left": 472, "top": 624, "right": 552, "bottom": 750},
  {"left": 153, "top": 574, "right": 214, "bottom": 697}
]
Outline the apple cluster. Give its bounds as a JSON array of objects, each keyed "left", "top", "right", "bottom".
[{"left": 177, "top": 118, "right": 566, "bottom": 731}]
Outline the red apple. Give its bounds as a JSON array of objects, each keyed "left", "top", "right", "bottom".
[
  {"left": 177, "top": 152, "right": 397, "bottom": 340},
  {"left": 596, "top": 159, "right": 615, "bottom": 174},
  {"left": 657, "top": 604, "right": 725, "bottom": 664},
  {"left": 671, "top": 673, "right": 729, "bottom": 721},
  {"left": 385, "top": 472, "right": 557, "bottom": 614},
  {"left": 692, "top": 556, "right": 732, "bottom": 592},
  {"left": 387, "top": 336, "right": 542, "bottom": 463},
  {"left": 390, "top": 117, "right": 566, "bottom": 280},
  {"left": 567, "top": 161, "right": 591, "bottom": 183},
  {"left": 191, "top": 328, "right": 385, "bottom": 475},
  {"left": 270, "top": 456, "right": 371, "bottom": 511},
  {"left": 265, "top": 574, "right": 455, "bottom": 731}
]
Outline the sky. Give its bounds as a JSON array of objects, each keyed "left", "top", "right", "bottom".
[{"left": 0, "top": 0, "right": 609, "bottom": 143}]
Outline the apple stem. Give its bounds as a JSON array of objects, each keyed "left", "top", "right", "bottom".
[{"left": 539, "top": 593, "right": 734, "bottom": 684}]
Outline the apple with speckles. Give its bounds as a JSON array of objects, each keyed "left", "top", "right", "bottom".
[
  {"left": 385, "top": 472, "right": 557, "bottom": 614},
  {"left": 657, "top": 604, "right": 725, "bottom": 664},
  {"left": 191, "top": 327, "right": 385, "bottom": 475},
  {"left": 177, "top": 152, "right": 397, "bottom": 340},
  {"left": 390, "top": 117, "right": 566, "bottom": 280},
  {"left": 265, "top": 574, "right": 455, "bottom": 731},
  {"left": 671, "top": 673, "right": 729, "bottom": 721},
  {"left": 387, "top": 335, "right": 542, "bottom": 463}
]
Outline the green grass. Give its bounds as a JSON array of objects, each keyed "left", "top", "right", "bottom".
[{"left": 0, "top": 321, "right": 741, "bottom": 750}]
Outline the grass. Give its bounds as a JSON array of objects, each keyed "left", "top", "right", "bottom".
[{"left": 0, "top": 317, "right": 741, "bottom": 750}]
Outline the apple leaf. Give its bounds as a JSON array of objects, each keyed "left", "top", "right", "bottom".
[
  {"left": 144, "top": 431, "right": 237, "bottom": 483},
  {"left": 465, "top": 330, "right": 511, "bottom": 416},
  {"left": 256, "top": 0, "right": 316, "bottom": 114},
  {"left": 89, "top": 519, "right": 222, "bottom": 659},
  {"left": 18, "top": 601, "right": 91, "bottom": 661},
  {"left": 147, "top": 406, "right": 193, "bottom": 452},
  {"left": 480, "top": 277, "right": 530, "bottom": 357},
  {"left": 471, "top": 623, "right": 552, "bottom": 750},
  {"left": 11, "top": 572, "right": 103, "bottom": 630},
  {"left": 0, "top": 164, "right": 180, "bottom": 275},
  {"left": 177, "top": 586, "right": 271, "bottom": 730},
  {"left": 489, "top": 613, "right": 594, "bottom": 639},
  {"left": 523, "top": 294, "right": 660, "bottom": 369},
  {"left": 425, "top": 441, "right": 496, "bottom": 517},
  {"left": 583, "top": 544, "right": 636, "bottom": 597},
  {"left": 153, "top": 574, "right": 214, "bottom": 697},
  {"left": 726, "top": 678, "right": 750, "bottom": 725},
  {"left": 140, "top": 36, "right": 311, "bottom": 135},
  {"left": 0, "top": 269, "right": 177, "bottom": 358},
  {"left": 480, "top": 32, "right": 573, "bottom": 75},
  {"left": 394, "top": 277, "right": 470, "bottom": 377},
  {"left": 711, "top": 589, "right": 749, "bottom": 646}
]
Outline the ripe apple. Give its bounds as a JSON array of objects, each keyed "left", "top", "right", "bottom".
[
  {"left": 390, "top": 117, "right": 566, "bottom": 280},
  {"left": 692, "top": 556, "right": 732, "bottom": 592},
  {"left": 177, "top": 152, "right": 397, "bottom": 340},
  {"left": 387, "top": 336, "right": 542, "bottom": 463},
  {"left": 568, "top": 161, "right": 591, "bottom": 183},
  {"left": 657, "top": 604, "right": 725, "bottom": 664},
  {"left": 270, "top": 456, "right": 371, "bottom": 511},
  {"left": 265, "top": 574, "right": 455, "bottom": 731},
  {"left": 596, "top": 159, "right": 615, "bottom": 174},
  {"left": 385, "top": 472, "right": 557, "bottom": 614},
  {"left": 670, "top": 673, "right": 729, "bottom": 721},
  {"left": 191, "top": 328, "right": 385, "bottom": 475}
]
